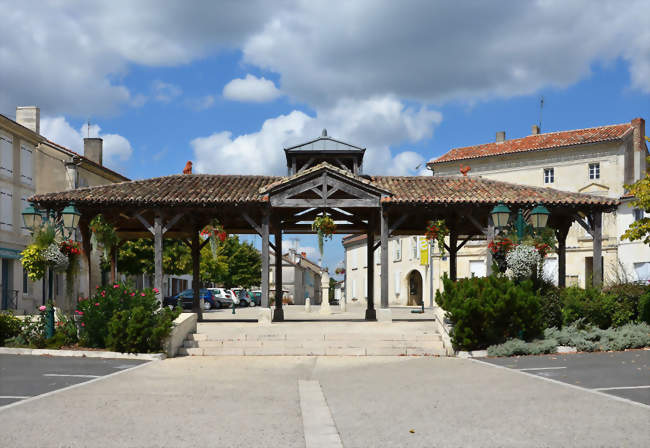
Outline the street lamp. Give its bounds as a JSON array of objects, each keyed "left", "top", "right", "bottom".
[
  {"left": 61, "top": 202, "right": 81, "bottom": 234},
  {"left": 530, "top": 204, "right": 550, "bottom": 231},
  {"left": 21, "top": 202, "right": 42, "bottom": 230},
  {"left": 490, "top": 203, "right": 511, "bottom": 228}
]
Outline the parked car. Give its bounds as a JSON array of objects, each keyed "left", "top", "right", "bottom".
[
  {"left": 231, "top": 288, "right": 254, "bottom": 307},
  {"left": 249, "top": 290, "right": 262, "bottom": 306},
  {"left": 228, "top": 289, "right": 240, "bottom": 306},
  {"left": 207, "top": 287, "right": 234, "bottom": 308},
  {"left": 171, "top": 288, "right": 217, "bottom": 311}
]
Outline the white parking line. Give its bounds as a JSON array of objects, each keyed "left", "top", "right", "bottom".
[
  {"left": 594, "top": 385, "right": 650, "bottom": 391},
  {"left": 0, "top": 396, "right": 30, "bottom": 399},
  {"left": 43, "top": 374, "right": 101, "bottom": 378},
  {"left": 299, "top": 380, "right": 343, "bottom": 448},
  {"left": 517, "top": 367, "right": 567, "bottom": 371}
]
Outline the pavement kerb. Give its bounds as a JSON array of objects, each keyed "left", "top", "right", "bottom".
[
  {"left": 0, "top": 346, "right": 165, "bottom": 361},
  {"left": 469, "top": 357, "right": 650, "bottom": 410}
]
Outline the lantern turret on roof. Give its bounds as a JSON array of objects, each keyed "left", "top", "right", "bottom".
[{"left": 284, "top": 129, "right": 366, "bottom": 175}]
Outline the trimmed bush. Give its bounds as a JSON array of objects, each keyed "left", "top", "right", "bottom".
[
  {"left": 106, "top": 304, "right": 179, "bottom": 354},
  {"left": 487, "top": 338, "right": 558, "bottom": 357},
  {"left": 0, "top": 311, "right": 22, "bottom": 345},
  {"left": 436, "top": 275, "right": 544, "bottom": 350},
  {"left": 639, "top": 291, "right": 650, "bottom": 324},
  {"left": 539, "top": 286, "right": 563, "bottom": 330},
  {"left": 562, "top": 285, "right": 647, "bottom": 329}
]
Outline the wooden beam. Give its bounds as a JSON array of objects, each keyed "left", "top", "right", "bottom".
[
  {"left": 261, "top": 210, "right": 270, "bottom": 308},
  {"left": 242, "top": 212, "right": 262, "bottom": 235},
  {"left": 388, "top": 214, "right": 408, "bottom": 235},
  {"left": 135, "top": 213, "right": 154, "bottom": 234},
  {"left": 449, "top": 229, "right": 458, "bottom": 282},
  {"left": 366, "top": 217, "right": 376, "bottom": 320},
  {"left": 191, "top": 220, "right": 203, "bottom": 321},
  {"left": 592, "top": 212, "right": 603, "bottom": 287},
  {"left": 153, "top": 213, "right": 163, "bottom": 304},
  {"left": 273, "top": 222, "right": 284, "bottom": 321},
  {"left": 380, "top": 208, "right": 389, "bottom": 309},
  {"left": 270, "top": 198, "right": 379, "bottom": 208},
  {"left": 466, "top": 214, "right": 487, "bottom": 236},
  {"left": 162, "top": 213, "right": 184, "bottom": 234},
  {"left": 554, "top": 221, "right": 571, "bottom": 288},
  {"left": 573, "top": 214, "right": 594, "bottom": 237}
]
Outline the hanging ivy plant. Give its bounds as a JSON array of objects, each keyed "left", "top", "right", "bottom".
[
  {"left": 312, "top": 214, "right": 336, "bottom": 256},
  {"left": 201, "top": 219, "right": 227, "bottom": 257},
  {"left": 424, "top": 219, "right": 449, "bottom": 254},
  {"left": 21, "top": 224, "right": 57, "bottom": 281},
  {"left": 90, "top": 214, "right": 119, "bottom": 259}
]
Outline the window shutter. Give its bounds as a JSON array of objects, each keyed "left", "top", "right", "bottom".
[
  {"left": 0, "top": 188, "right": 13, "bottom": 230},
  {"left": 393, "top": 239, "right": 402, "bottom": 261},
  {"left": 21, "top": 195, "right": 29, "bottom": 234},
  {"left": 394, "top": 270, "right": 401, "bottom": 294},
  {"left": 20, "top": 144, "right": 33, "bottom": 185},
  {"left": 0, "top": 135, "right": 13, "bottom": 176},
  {"left": 375, "top": 247, "right": 381, "bottom": 265}
]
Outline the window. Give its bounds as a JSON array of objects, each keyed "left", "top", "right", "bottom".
[
  {"left": 20, "top": 195, "right": 30, "bottom": 235},
  {"left": 394, "top": 270, "right": 401, "bottom": 294},
  {"left": 350, "top": 249, "right": 358, "bottom": 269},
  {"left": 411, "top": 237, "right": 418, "bottom": 260},
  {"left": 0, "top": 187, "right": 13, "bottom": 230},
  {"left": 393, "top": 239, "right": 402, "bottom": 262},
  {"left": 633, "top": 209, "right": 645, "bottom": 221},
  {"left": 22, "top": 268, "right": 29, "bottom": 295},
  {"left": 375, "top": 247, "right": 381, "bottom": 265},
  {"left": 633, "top": 262, "right": 650, "bottom": 282},
  {"left": 20, "top": 144, "right": 33, "bottom": 185},
  {"left": 0, "top": 134, "right": 13, "bottom": 177},
  {"left": 543, "top": 168, "right": 554, "bottom": 184},
  {"left": 589, "top": 163, "right": 600, "bottom": 180}
]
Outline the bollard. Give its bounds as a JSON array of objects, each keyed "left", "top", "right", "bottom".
[
  {"left": 232, "top": 300, "right": 236, "bottom": 314},
  {"left": 305, "top": 297, "right": 311, "bottom": 313}
]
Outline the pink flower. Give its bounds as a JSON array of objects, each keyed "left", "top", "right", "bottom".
[
  {"left": 153, "top": 288, "right": 159, "bottom": 293},
  {"left": 39, "top": 305, "right": 46, "bottom": 311},
  {"left": 141, "top": 293, "right": 145, "bottom": 297},
  {"left": 130, "top": 293, "right": 135, "bottom": 296},
  {"left": 77, "top": 310, "right": 83, "bottom": 315},
  {"left": 95, "top": 302, "right": 99, "bottom": 306},
  {"left": 113, "top": 284, "right": 119, "bottom": 288},
  {"left": 81, "top": 323, "right": 85, "bottom": 327}
]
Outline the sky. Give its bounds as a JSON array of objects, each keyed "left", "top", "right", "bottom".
[{"left": 1, "top": 0, "right": 648, "bottom": 277}]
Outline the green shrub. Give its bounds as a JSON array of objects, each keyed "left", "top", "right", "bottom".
[
  {"left": 539, "top": 286, "right": 563, "bottom": 329},
  {"left": 6, "top": 313, "right": 47, "bottom": 348},
  {"left": 436, "top": 274, "right": 544, "bottom": 350},
  {"left": 638, "top": 291, "right": 650, "bottom": 324},
  {"left": 0, "top": 311, "right": 22, "bottom": 345},
  {"left": 562, "top": 285, "right": 647, "bottom": 328},
  {"left": 544, "top": 322, "right": 650, "bottom": 352},
  {"left": 487, "top": 338, "right": 558, "bottom": 357},
  {"left": 106, "top": 305, "right": 179, "bottom": 353}
]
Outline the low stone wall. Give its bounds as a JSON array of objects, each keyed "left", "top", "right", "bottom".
[
  {"left": 432, "top": 306, "right": 455, "bottom": 356},
  {"left": 163, "top": 313, "right": 197, "bottom": 358}
]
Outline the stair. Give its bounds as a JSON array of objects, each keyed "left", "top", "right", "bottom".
[{"left": 177, "top": 322, "right": 446, "bottom": 356}]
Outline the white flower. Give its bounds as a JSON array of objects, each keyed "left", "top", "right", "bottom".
[
  {"left": 43, "top": 243, "right": 69, "bottom": 272},
  {"left": 505, "top": 245, "right": 541, "bottom": 281}
]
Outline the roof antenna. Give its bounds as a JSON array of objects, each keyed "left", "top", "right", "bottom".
[
  {"left": 538, "top": 96, "right": 544, "bottom": 132},
  {"left": 87, "top": 119, "right": 91, "bottom": 138}
]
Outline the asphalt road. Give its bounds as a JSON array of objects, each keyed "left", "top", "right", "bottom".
[
  {"left": 478, "top": 349, "right": 650, "bottom": 405},
  {"left": 1, "top": 356, "right": 648, "bottom": 447},
  {"left": 0, "top": 354, "right": 147, "bottom": 407}
]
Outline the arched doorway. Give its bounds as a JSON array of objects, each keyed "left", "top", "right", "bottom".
[{"left": 407, "top": 270, "right": 423, "bottom": 306}]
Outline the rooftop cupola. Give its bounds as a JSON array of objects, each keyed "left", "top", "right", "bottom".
[{"left": 284, "top": 129, "right": 366, "bottom": 175}]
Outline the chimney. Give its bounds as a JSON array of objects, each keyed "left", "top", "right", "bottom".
[
  {"left": 496, "top": 131, "right": 506, "bottom": 143},
  {"left": 83, "top": 137, "right": 103, "bottom": 165},
  {"left": 64, "top": 161, "right": 78, "bottom": 190},
  {"left": 531, "top": 125, "right": 540, "bottom": 135},
  {"left": 301, "top": 251, "right": 307, "bottom": 259},
  {"left": 631, "top": 118, "right": 646, "bottom": 180},
  {"left": 16, "top": 106, "right": 40, "bottom": 134}
]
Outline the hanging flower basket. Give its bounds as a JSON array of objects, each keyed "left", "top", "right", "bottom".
[
  {"left": 201, "top": 220, "right": 227, "bottom": 257},
  {"left": 312, "top": 214, "right": 336, "bottom": 256},
  {"left": 425, "top": 219, "right": 449, "bottom": 254},
  {"left": 335, "top": 267, "right": 346, "bottom": 275},
  {"left": 488, "top": 237, "right": 514, "bottom": 273}
]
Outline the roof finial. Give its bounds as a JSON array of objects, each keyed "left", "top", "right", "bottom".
[{"left": 322, "top": 128, "right": 327, "bottom": 137}]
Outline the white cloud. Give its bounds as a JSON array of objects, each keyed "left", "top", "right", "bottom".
[
  {"left": 41, "top": 116, "right": 133, "bottom": 170},
  {"left": 185, "top": 95, "right": 216, "bottom": 111},
  {"left": 152, "top": 80, "right": 182, "bottom": 103},
  {"left": 223, "top": 74, "right": 282, "bottom": 102},
  {"left": 191, "top": 95, "right": 441, "bottom": 176}
]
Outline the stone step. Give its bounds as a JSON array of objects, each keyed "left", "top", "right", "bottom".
[{"left": 186, "top": 332, "right": 442, "bottom": 343}]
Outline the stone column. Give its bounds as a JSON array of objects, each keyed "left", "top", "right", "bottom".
[{"left": 319, "top": 270, "right": 331, "bottom": 315}]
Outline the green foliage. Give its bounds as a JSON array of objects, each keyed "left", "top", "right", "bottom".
[
  {"left": 312, "top": 214, "right": 336, "bottom": 256},
  {"left": 106, "top": 304, "right": 180, "bottom": 354},
  {"left": 33, "top": 224, "right": 56, "bottom": 248},
  {"left": 90, "top": 214, "right": 119, "bottom": 258},
  {"left": 200, "top": 236, "right": 261, "bottom": 287},
  {"left": 21, "top": 244, "right": 48, "bottom": 281},
  {"left": 0, "top": 311, "right": 22, "bottom": 345},
  {"left": 539, "top": 285, "right": 563, "bottom": 330},
  {"left": 622, "top": 160, "right": 650, "bottom": 244},
  {"left": 436, "top": 274, "right": 544, "bottom": 350},
  {"left": 638, "top": 290, "right": 650, "bottom": 324},
  {"left": 561, "top": 285, "right": 645, "bottom": 329},
  {"left": 6, "top": 313, "right": 47, "bottom": 348},
  {"left": 54, "top": 309, "right": 78, "bottom": 346}
]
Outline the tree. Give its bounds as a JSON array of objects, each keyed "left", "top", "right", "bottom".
[
  {"left": 114, "top": 239, "right": 191, "bottom": 276},
  {"left": 623, "top": 157, "right": 650, "bottom": 245}
]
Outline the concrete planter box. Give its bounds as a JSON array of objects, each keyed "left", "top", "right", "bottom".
[{"left": 163, "top": 313, "right": 198, "bottom": 357}]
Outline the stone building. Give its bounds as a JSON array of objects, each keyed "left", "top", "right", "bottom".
[
  {"left": 343, "top": 118, "right": 648, "bottom": 306},
  {"left": 269, "top": 248, "right": 322, "bottom": 305},
  {"left": 0, "top": 107, "right": 128, "bottom": 313}
]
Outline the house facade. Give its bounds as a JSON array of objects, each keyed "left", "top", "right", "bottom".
[
  {"left": 0, "top": 106, "right": 129, "bottom": 313},
  {"left": 269, "top": 248, "right": 322, "bottom": 305},
  {"left": 342, "top": 118, "right": 648, "bottom": 306}
]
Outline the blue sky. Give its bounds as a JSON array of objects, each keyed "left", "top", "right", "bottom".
[{"left": 1, "top": 1, "right": 648, "bottom": 277}]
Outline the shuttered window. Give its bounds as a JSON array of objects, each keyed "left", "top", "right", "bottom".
[
  {"left": 20, "top": 144, "right": 33, "bottom": 185},
  {"left": 393, "top": 239, "right": 402, "bottom": 261},
  {"left": 394, "top": 270, "right": 401, "bottom": 294},
  {"left": 21, "top": 195, "right": 30, "bottom": 234},
  {"left": 0, "top": 134, "right": 13, "bottom": 177},
  {"left": 0, "top": 187, "right": 13, "bottom": 230}
]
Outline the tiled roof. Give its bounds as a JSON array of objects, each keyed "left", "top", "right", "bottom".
[
  {"left": 32, "top": 173, "right": 617, "bottom": 208},
  {"left": 430, "top": 123, "right": 633, "bottom": 164},
  {"left": 371, "top": 175, "right": 618, "bottom": 206},
  {"left": 32, "top": 174, "right": 279, "bottom": 207},
  {"left": 43, "top": 139, "right": 130, "bottom": 181}
]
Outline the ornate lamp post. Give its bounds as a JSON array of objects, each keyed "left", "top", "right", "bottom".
[
  {"left": 490, "top": 202, "right": 550, "bottom": 242},
  {"left": 21, "top": 202, "right": 81, "bottom": 337}
]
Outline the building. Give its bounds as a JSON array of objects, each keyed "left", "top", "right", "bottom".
[
  {"left": 0, "top": 106, "right": 129, "bottom": 313},
  {"left": 342, "top": 118, "right": 648, "bottom": 305},
  {"left": 269, "top": 248, "right": 323, "bottom": 305}
]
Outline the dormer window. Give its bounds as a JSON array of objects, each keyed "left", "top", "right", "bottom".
[
  {"left": 544, "top": 168, "right": 554, "bottom": 184},
  {"left": 589, "top": 163, "right": 600, "bottom": 180}
]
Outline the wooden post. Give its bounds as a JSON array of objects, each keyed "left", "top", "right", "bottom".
[
  {"left": 592, "top": 212, "right": 603, "bottom": 287},
  {"left": 261, "top": 210, "right": 270, "bottom": 308},
  {"left": 449, "top": 228, "right": 458, "bottom": 282},
  {"left": 555, "top": 221, "right": 570, "bottom": 288},
  {"left": 273, "top": 221, "right": 284, "bottom": 321},
  {"left": 380, "top": 208, "right": 389, "bottom": 308},
  {"left": 191, "top": 221, "right": 202, "bottom": 321},
  {"left": 110, "top": 245, "right": 117, "bottom": 284},
  {"left": 486, "top": 220, "right": 494, "bottom": 276},
  {"left": 366, "top": 217, "right": 376, "bottom": 321},
  {"left": 79, "top": 218, "right": 92, "bottom": 296},
  {"left": 153, "top": 213, "right": 163, "bottom": 304}
]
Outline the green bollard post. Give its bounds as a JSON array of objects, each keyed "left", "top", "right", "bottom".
[
  {"left": 232, "top": 299, "right": 236, "bottom": 315},
  {"left": 45, "top": 304, "right": 55, "bottom": 339}
]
